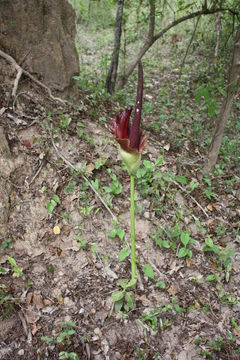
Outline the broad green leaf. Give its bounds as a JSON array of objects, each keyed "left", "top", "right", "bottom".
[
  {"left": 126, "top": 278, "right": 137, "bottom": 289},
  {"left": 114, "top": 299, "right": 123, "bottom": 313},
  {"left": 46, "top": 199, "right": 55, "bottom": 213},
  {"left": 125, "top": 292, "right": 134, "bottom": 310},
  {"left": 180, "top": 232, "right": 190, "bottom": 246},
  {"left": 143, "top": 160, "right": 153, "bottom": 170},
  {"left": 52, "top": 194, "right": 60, "bottom": 204},
  {"left": 119, "top": 247, "right": 130, "bottom": 261},
  {"left": 118, "top": 278, "right": 128, "bottom": 289},
  {"left": 143, "top": 264, "right": 155, "bottom": 280},
  {"left": 175, "top": 175, "right": 188, "bottom": 185},
  {"left": 65, "top": 180, "right": 77, "bottom": 194},
  {"left": 162, "top": 240, "right": 171, "bottom": 249},
  {"left": 178, "top": 247, "right": 188, "bottom": 258},
  {"left": 112, "top": 291, "right": 124, "bottom": 302},
  {"left": 206, "top": 274, "right": 220, "bottom": 282},
  {"left": 155, "top": 156, "right": 163, "bottom": 166},
  {"left": 7, "top": 256, "right": 17, "bottom": 267},
  {"left": 205, "top": 237, "right": 214, "bottom": 248}
]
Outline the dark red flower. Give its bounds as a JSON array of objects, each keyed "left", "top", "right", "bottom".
[{"left": 110, "top": 61, "right": 146, "bottom": 155}]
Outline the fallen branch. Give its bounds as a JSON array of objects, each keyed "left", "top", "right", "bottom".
[
  {"left": 48, "top": 126, "right": 117, "bottom": 221},
  {"left": 0, "top": 49, "right": 66, "bottom": 105},
  {"left": 172, "top": 179, "right": 209, "bottom": 218}
]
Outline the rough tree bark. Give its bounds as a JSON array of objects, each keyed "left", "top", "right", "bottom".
[
  {"left": 105, "top": 0, "right": 124, "bottom": 94},
  {"left": 202, "top": 26, "right": 240, "bottom": 174},
  {"left": 116, "top": 5, "right": 236, "bottom": 89},
  {"left": 0, "top": 0, "right": 80, "bottom": 97}
]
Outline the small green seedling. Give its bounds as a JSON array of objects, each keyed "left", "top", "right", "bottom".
[
  {"left": 112, "top": 278, "right": 136, "bottom": 313},
  {"left": 103, "top": 174, "right": 122, "bottom": 195},
  {"left": 8, "top": 256, "right": 25, "bottom": 280},
  {"left": 59, "top": 352, "right": 79, "bottom": 360},
  {"left": 178, "top": 232, "right": 197, "bottom": 259},
  {"left": 203, "top": 237, "right": 234, "bottom": 282},
  {"left": 140, "top": 309, "right": 161, "bottom": 332},
  {"left": 46, "top": 194, "right": 60, "bottom": 213},
  {"left": 108, "top": 226, "right": 125, "bottom": 241},
  {"left": 41, "top": 321, "right": 76, "bottom": 347}
]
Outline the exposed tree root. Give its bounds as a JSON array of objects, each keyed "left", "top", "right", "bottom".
[{"left": 0, "top": 49, "right": 66, "bottom": 105}]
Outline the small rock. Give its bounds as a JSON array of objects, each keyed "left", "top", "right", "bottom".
[
  {"left": 143, "top": 211, "right": 150, "bottom": 219},
  {"left": 17, "top": 349, "right": 24, "bottom": 356}
]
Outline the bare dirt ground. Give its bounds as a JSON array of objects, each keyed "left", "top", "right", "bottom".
[{"left": 0, "top": 43, "right": 240, "bottom": 360}]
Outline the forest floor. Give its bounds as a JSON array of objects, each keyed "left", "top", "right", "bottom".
[{"left": 1, "top": 26, "right": 240, "bottom": 360}]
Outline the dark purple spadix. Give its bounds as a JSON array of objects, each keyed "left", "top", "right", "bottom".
[{"left": 129, "top": 61, "right": 143, "bottom": 150}]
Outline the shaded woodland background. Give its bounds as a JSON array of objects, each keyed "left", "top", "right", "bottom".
[{"left": 0, "top": 1, "right": 240, "bottom": 360}]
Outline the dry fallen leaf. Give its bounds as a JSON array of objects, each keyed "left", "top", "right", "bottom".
[
  {"left": 25, "top": 292, "right": 33, "bottom": 306},
  {"left": 32, "top": 323, "right": 41, "bottom": 336},
  {"left": 72, "top": 240, "right": 79, "bottom": 252},
  {"left": 58, "top": 294, "right": 64, "bottom": 305},
  {"left": 53, "top": 225, "right": 61, "bottom": 235},
  {"left": 85, "top": 163, "right": 95, "bottom": 175},
  {"left": 207, "top": 204, "right": 213, "bottom": 212},
  {"left": 167, "top": 284, "right": 178, "bottom": 296},
  {"left": 25, "top": 307, "right": 40, "bottom": 324},
  {"left": 32, "top": 293, "right": 44, "bottom": 310},
  {"left": 43, "top": 299, "right": 53, "bottom": 307}
]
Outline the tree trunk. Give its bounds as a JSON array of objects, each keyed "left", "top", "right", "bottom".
[
  {"left": 202, "top": 26, "right": 240, "bottom": 174},
  {"left": 214, "top": 11, "right": 221, "bottom": 65},
  {"left": 117, "top": 0, "right": 155, "bottom": 89},
  {"left": 105, "top": 0, "right": 124, "bottom": 94},
  {"left": 0, "top": 0, "right": 80, "bottom": 97}
]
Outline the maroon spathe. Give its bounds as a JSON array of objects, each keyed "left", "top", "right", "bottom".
[{"left": 110, "top": 61, "right": 146, "bottom": 154}]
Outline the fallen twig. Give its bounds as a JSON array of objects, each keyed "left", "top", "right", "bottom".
[
  {"left": 48, "top": 127, "right": 117, "bottom": 221},
  {"left": 0, "top": 49, "right": 67, "bottom": 105},
  {"left": 172, "top": 179, "right": 209, "bottom": 218},
  {"left": 27, "top": 161, "right": 43, "bottom": 188}
]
